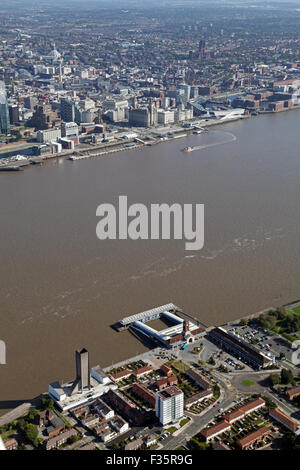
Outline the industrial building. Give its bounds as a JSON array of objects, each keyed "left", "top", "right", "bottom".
[
  {"left": 48, "top": 349, "right": 115, "bottom": 411},
  {"left": 70, "top": 348, "right": 91, "bottom": 395}
]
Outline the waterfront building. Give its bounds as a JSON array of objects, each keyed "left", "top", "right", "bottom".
[
  {"left": 91, "top": 365, "right": 111, "bottom": 385},
  {"left": 70, "top": 348, "right": 91, "bottom": 395},
  {"left": 48, "top": 349, "right": 115, "bottom": 411},
  {"left": 61, "top": 121, "right": 79, "bottom": 143},
  {"left": 208, "top": 327, "right": 272, "bottom": 369},
  {"left": 155, "top": 385, "right": 184, "bottom": 426},
  {"left": 37, "top": 128, "right": 61, "bottom": 143},
  {"left": 129, "top": 108, "right": 151, "bottom": 127},
  {"left": 157, "top": 109, "right": 175, "bottom": 125},
  {"left": 0, "top": 81, "right": 10, "bottom": 135}
]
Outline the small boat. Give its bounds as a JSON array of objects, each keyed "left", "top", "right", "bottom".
[{"left": 183, "top": 146, "right": 194, "bottom": 153}]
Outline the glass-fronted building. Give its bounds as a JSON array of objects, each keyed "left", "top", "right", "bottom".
[{"left": 0, "top": 81, "right": 10, "bottom": 135}]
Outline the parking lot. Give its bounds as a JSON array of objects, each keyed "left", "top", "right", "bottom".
[{"left": 223, "top": 322, "right": 293, "bottom": 363}]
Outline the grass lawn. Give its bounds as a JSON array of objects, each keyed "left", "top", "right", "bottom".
[
  {"left": 167, "top": 426, "right": 177, "bottom": 434},
  {"left": 281, "top": 332, "right": 299, "bottom": 343},
  {"left": 242, "top": 379, "right": 255, "bottom": 387},
  {"left": 291, "top": 306, "right": 300, "bottom": 315},
  {"left": 169, "top": 360, "right": 190, "bottom": 373},
  {"left": 180, "top": 417, "right": 190, "bottom": 427}
]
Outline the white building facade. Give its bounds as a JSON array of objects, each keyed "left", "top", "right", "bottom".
[{"left": 155, "top": 386, "right": 184, "bottom": 426}]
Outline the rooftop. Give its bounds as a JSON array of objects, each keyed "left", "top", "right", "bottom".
[
  {"left": 236, "top": 425, "right": 270, "bottom": 449},
  {"left": 120, "top": 303, "right": 177, "bottom": 326},
  {"left": 157, "top": 385, "right": 183, "bottom": 400}
]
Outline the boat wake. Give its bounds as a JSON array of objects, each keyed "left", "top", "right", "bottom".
[{"left": 183, "top": 130, "right": 237, "bottom": 153}]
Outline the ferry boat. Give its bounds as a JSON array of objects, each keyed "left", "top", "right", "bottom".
[{"left": 183, "top": 146, "right": 194, "bottom": 153}]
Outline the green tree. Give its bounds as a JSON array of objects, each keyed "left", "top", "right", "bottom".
[
  {"left": 263, "top": 396, "right": 276, "bottom": 410},
  {"left": 27, "top": 409, "right": 39, "bottom": 422},
  {"left": 208, "top": 355, "right": 216, "bottom": 366},
  {"left": 268, "top": 373, "right": 280, "bottom": 387},
  {"left": 25, "top": 424, "right": 38, "bottom": 441},
  {"left": 281, "top": 368, "right": 294, "bottom": 385},
  {"left": 40, "top": 397, "right": 54, "bottom": 410}
]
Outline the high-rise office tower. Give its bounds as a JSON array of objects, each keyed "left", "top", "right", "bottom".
[
  {"left": 9, "top": 105, "right": 20, "bottom": 125},
  {"left": 60, "top": 98, "right": 75, "bottom": 122},
  {"left": 0, "top": 81, "right": 10, "bottom": 135},
  {"left": 24, "top": 95, "right": 37, "bottom": 111},
  {"left": 199, "top": 39, "right": 206, "bottom": 57}
]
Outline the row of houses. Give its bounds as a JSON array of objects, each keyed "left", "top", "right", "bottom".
[
  {"left": 103, "top": 389, "right": 147, "bottom": 425},
  {"left": 93, "top": 416, "right": 129, "bottom": 442},
  {"left": 44, "top": 428, "right": 78, "bottom": 450},
  {"left": 110, "top": 363, "right": 153, "bottom": 382},
  {"left": 286, "top": 386, "right": 300, "bottom": 401},
  {"left": 236, "top": 425, "right": 271, "bottom": 450},
  {"left": 184, "top": 368, "right": 214, "bottom": 409},
  {"left": 200, "top": 398, "right": 300, "bottom": 448},
  {"left": 269, "top": 408, "right": 300, "bottom": 434},
  {"left": 132, "top": 383, "right": 156, "bottom": 408},
  {"left": 200, "top": 398, "right": 266, "bottom": 442}
]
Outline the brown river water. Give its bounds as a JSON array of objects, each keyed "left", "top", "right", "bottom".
[{"left": 0, "top": 112, "right": 300, "bottom": 411}]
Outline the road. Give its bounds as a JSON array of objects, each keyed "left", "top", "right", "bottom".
[
  {"left": 160, "top": 396, "right": 234, "bottom": 450},
  {"left": 0, "top": 402, "right": 32, "bottom": 426},
  {"left": 159, "top": 341, "right": 237, "bottom": 450}
]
